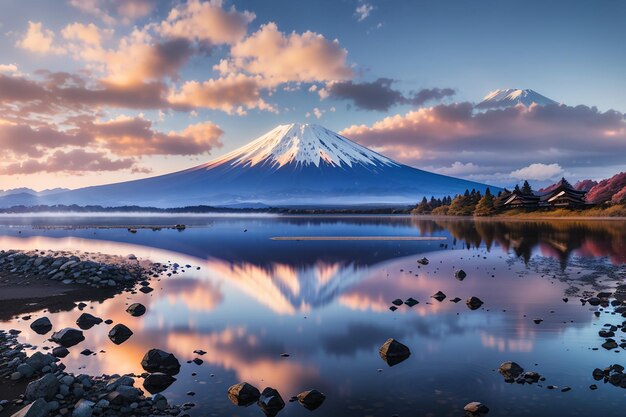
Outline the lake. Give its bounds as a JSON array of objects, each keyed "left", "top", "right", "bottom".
[{"left": 1, "top": 215, "right": 626, "bottom": 416}]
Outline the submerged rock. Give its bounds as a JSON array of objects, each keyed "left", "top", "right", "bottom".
[
  {"left": 257, "top": 387, "right": 285, "bottom": 416},
  {"left": 29, "top": 317, "right": 52, "bottom": 335},
  {"left": 417, "top": 257, "right": 429, "bottom": 265},
  {"left": 108, "top": 324, "right": 133, "bottom": 345},
  {"left": 464, "top": 401, "right": 489, "bottom": 416},
  {"left": 455, "top": 270, "right": 467, "bottom": 281},
  {"left": 228, "top": 382, "right": 260, "bottom": 406},
  {"left": 498, "top": 361, "right": 524, "bottom": 382},
  {"left": 76, "top": 313, "right": 103, "bottom": 330},
  {"left": 379, "top": 338, "right": 411, "bottom": 366},
  {"left": 50, "top": 328, "right": 85, "bottom": 347},
  {"left": 432, "top": 291, "right": 446, "bottom": 302},
  {"left": 141, "top": 349, "right": 181, "bottom": 375},
  {"left": 466, "top": 297, "right": 484, "bottom": 310},
  {"left": 404, "top": 297, "right": 419, "bottom": 307},
  {"left": 391, "top": 299, "right": 403, "bottom": 306},
  {"left": 143, "top": 373, "right": 176, "bottom": 394},
  {"left": 297, "top": 389, "right": 326, "bottom": 410},
  {"left": 126, "top": 303, "right": 146, "bottom": 317}
]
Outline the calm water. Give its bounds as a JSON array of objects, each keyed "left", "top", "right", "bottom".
[{"left": 1, "top": 215, "right": 626, "bottom": 416}]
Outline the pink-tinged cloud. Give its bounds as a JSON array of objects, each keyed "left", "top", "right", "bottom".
[
  {"left": 341, "top": 103, "right": 626, "bottom": 170},
  {"left": 159, "top": 0, "right": 255, "bottom": 45},
  {"left": 16, "top": 21, "right": 65, "bottom": 54},
  {"left": 167, "top": 73, "right": 275, "bottom": 114},
  {"left": 89, "top": 116, "right": 224, "bottom": 156},
  {"left": 68, "top": 0, "right": 156, "bottom": 25},
  {"left": 0, "top": 149, "right": 137, "bottom": 174},
  {"left": 0, "top": 123, "right": 90, "bottom": 157},
  {"left": 229, "top": 22, "right": 353, "bottom": 85}
]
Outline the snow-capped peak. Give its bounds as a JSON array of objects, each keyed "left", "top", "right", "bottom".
[
  {"left": 206, "top": 123, "right": 398, "bottom": 169},
  {"left": 476, "top": 88, "right": 558, "bottom": 109}
]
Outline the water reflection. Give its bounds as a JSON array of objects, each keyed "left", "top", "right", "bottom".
[{"left": 1, "top": 217, "right": 626, "bottom": 417}]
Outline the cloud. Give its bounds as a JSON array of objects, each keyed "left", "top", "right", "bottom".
[
  {"left": 0, "top": 149, "right": 137, "bottom": 174},
  {"left": 229, "top": 22, "right": 353, "bottom": 85},
  {"left": 326, "top": 78, "right": 455, "bottom": 111},
  {"left": 68, "top": 0, "right": 156, "bottom": 25},
  {"left": 0, "top": 123, "right": 91, "bottom": 157},
  {"left": 167, "top": 74, "right": 275, "bottom": 114},
  {"left": 341, "top": 103, "right": 626, "bottom": 175},
  {"left": 0, "top": 64, "right": 18, "bottom": 73},
  {"left": 431, "top": 161, "right": 485, "bottom": 176},
  {"left": 88, "top": 116, "right": 224, "bottom": 156},
  {"left": 116, "top": 0, "right": 156, "bottom": 20},
  {"left": 355, "top": 3, "right": 374, "bottom": 21},
  {"left": 16, "top": 21, "right": 65, "bottom": 54},
  {"left": 159, "top": 0, "right": 255, "bottom": 45},
  {"left": 61, "top": 22, "right": 110, "bottom": 45},
  {"left": 510, "top": 163, "right": 564, "bottom": 181}
]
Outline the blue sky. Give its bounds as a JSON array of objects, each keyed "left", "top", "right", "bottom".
[{"left": 0, "top": 0, "right": 625, "bottom": 190}]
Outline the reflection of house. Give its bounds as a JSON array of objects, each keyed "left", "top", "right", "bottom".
[
  {"left": 502, "top": 190, "right": 540, "bottom": 208},
  {"left": 540, "top": 178, "right": 587, "bottom": 207}
]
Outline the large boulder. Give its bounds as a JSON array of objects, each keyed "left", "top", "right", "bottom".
[
  {"left": 25, "top": 373, "right": 59, "bottom": 401},
  {"left": 141, "top": 349, "right": 180, "bottom": 375},
  {"left": 26, "top": 352, "right": 55, "bottom": 372},
  {"left": 126, "top": 303, "right": 146, "bottom": 317},
  {"left": 227, "top": 382, "right": 260, "bottom": 406},
  {"left": 143, "top": 373, "right": 176, "bottom": 394},
  {"left": 10, "top": 398, "right": 49, "bottom": 417},
  {"left": 257, "top": 387, "right": 285, "bottom": 416},
  {"left": 108, "top": 324, "right": 133, "bottom": 345},
  {"left": 297, "top": 390, "right": 326, "bottom": 410},
  {"left": 76, "top": 313, "right": 102, "bottom": 330},
  {"left": 29, "top": 317, "right": 52, "bottom": 335},
  {"left": 464, "top": 402, "right": 490, "bottom": 416},
  {"left": 379, "top": 338, "right": 411, "bottom": 366},
  {"left": 51, "top": 328, "right": 85, "bottom": 347}
]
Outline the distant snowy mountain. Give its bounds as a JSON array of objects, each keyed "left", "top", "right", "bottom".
[
  {"left": 0, "top": 123, "right": 495, "bottom": 208},
  {"left": 0, "top": 187, "right": 69, "bottom": 197},
  {"left": 476, "top": 89, "right": 558, "bottom": 109}
]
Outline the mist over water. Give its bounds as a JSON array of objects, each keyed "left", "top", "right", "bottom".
[{"left": 2, "top": 216, "right": 626, "bottom": 417}]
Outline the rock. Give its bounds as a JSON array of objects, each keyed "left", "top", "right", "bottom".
[
  {"left": 466, "top": 296, "right": 484, "bottom": 310},
  {"left": 25, "top": 373, "right": 59, "bottom": 400},
  {"left": 141, "top": 349, "right": 181, "bottom": 375},
  {"left": 297, "top": 390, "right": 326, "bottom": 410},
  {"left": 76, "top": 313, "right": 102, "bottom": 330},
  {"left": 29, "top": 317, "right": 52, "bottom": 335},
  {"left": 379, "top": 338, "right": 411, "bottom": 366},
  {"left": 143, "top": 373, "right": 176, "bottom": 394},
  {"left": 126, "top": 303, "right": 146, "bottom": 317},
  {"left": 10, "top": 398, "right": 49, "bottom": 417},
  {"left": 455, "top": 270, "right": 467, "bottom": 281},
  {"left": 72, "top": 399, "right": 94, "bottom": 417},
  {"left": 80, "top": 349, "right": 94, "bottom": 356},
  {"left": 227, "top": 382, "right": 260, "bottom": 406},
  {"left": 498, "top": 362, "right": 524, "bottom": 382},
  {"left": 257, "top": 387, "right": 285, "bottom": 416},
  {"left": 108, "top": 324, "right": 133, "bottom": 345},
  {"left": 116, "top": 385, "right": 141, "bottom": 401},
  {"left": 533, "top": 318, "right": 543, "bottom": 324},
  {"left": 391, "top": 299, "right": 403, "bottom": 306},
  {"left": 139, "top": 286, "right": 153, "bottom": 294},
  {"left": 193, "top": 349, "right": 206, "bottom": 355},
  {"left": 52, "top": 347, "right": 69, "bottom": 358},
  {"left": 26, "top": 352, "right": 54, "bottom": 371},
  {"left": 417, "top": 257, "right": 429, "bottom": 265},
  {"left": 404, "top": 297, "right": 419, "bottom": 307},
  {"left": 602, "top": 339, "right": 618, "bottom": 350},
  {"left": 389, "top": 306, "right": 397, "bottom": 312},
  {"left": 17, "top": 363, "right": 35, "bottom": 378},
  {"left": 432, "top": 291, "right": 446, "bottom": 302},
  {"left": 464, "top": 401, "right": 489, "bottom": 416},
  {"left": 51, "top": 328, "right": 84, "bottom": 347},
  {"left": 450, "top": 297, "right": 462, "bottom": 303},
  {"left": 11, "top": 371, "right": 22, "bottom": 380}
]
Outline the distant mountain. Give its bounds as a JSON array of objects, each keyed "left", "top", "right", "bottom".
[
  {"left": 573, "top": 179, "right": 598, "bottom": 192},
  {"left": 0, "top": 188, "right": 69, "bottom": 197},
  {"left": 0, "top": 123, "right": 495, "bottom": 208},
  {"left": 586, "top": 172, "right": 626, "bottom": 204},
  {"left": 476, "top": 89, "right": 558, "bottom": 109}
]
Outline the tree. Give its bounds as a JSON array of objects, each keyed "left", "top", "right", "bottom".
[
  {"left": 414, "top": 197, "right": 431, "bottom": 214},
  {"left": 474, "top": 187, "right": 496, "bottom": 216},
  {"left": 521, "top": 180, "right": 533, "bottom": 195}
]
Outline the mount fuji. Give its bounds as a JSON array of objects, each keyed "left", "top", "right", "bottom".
[
  {"left": 476, "top": 89, "right": 558, "bottom": 109},
  {"left": 1, "top": 123, "right": 494, "bottom": 208}
]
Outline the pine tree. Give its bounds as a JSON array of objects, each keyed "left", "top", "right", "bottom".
[
  {"left": 415, "top": 197, "right": 431, "bottom": 214},
  {"left": 474, "top": 187, "right": 496, "bottom": 216},
  {"left": 521, "top": 180, "right": 532, "bottom": 195}
]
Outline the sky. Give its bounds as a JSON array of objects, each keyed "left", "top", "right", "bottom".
[{"left": 1, "top": 0, "right": 625, "bottom": 191}]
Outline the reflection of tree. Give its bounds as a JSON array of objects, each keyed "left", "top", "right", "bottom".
[{"left": 411, "top": 218, "right": 626, "bottom": 266}]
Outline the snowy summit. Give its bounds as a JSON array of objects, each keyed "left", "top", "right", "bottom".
[
  {"left": 476, "top": 89, "right": 558, "bottom": 109},
  {"left": 206, "top": 123, "right": 397, "bottom": 170}
]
